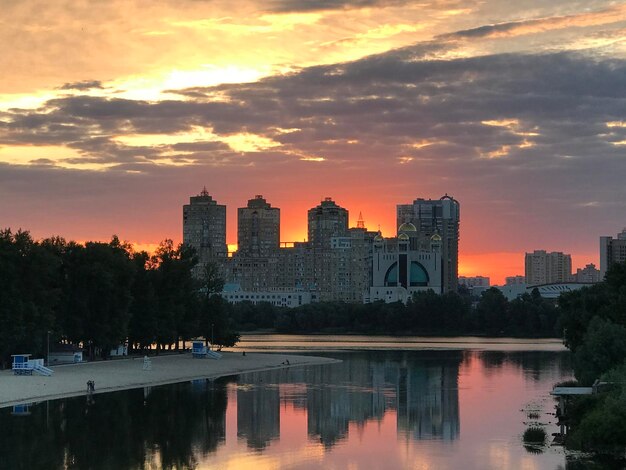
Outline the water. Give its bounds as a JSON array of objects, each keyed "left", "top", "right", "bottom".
[{"left": 0, "top": 346, "right": 581, "bottom": 470}]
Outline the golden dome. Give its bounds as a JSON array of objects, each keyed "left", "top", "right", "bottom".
[
  {"left": 398, "top": 222, "right": 417, "bottom": 233},
  {"left": 430, "top": 233, "right": 442, "bottom": 242},
  {"left": 374, "top": 232, "right": 384, "bottom": 242},
  {"left": 398, "top": 233, "right": 409, "bottom": 241}
]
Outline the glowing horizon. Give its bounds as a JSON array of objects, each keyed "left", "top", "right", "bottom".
[{"left": 1, "top": 0, "right": 623, "bottom": 286}]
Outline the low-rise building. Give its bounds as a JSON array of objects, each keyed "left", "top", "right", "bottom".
[{"left": 221, "top": 284, "right": 311, "bottom": 308}]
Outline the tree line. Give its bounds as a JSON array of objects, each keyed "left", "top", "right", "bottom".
[
  {"left": 0, "top": 229, "right": 238, "bottom": 368},
  {"left": 231, "top": 287, "right": 561, "bottom": 337},
  {"left": 557, "top": 261, "right": 626, "bottom": 453}
]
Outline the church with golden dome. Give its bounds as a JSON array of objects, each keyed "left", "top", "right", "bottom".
[{"left": 367, "top": 222, "right": 443, "bottom": 303}]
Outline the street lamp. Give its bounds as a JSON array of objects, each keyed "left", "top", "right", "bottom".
[
  {"left": 211, "top": 323, "right": 214, "bottom": 351},
  {"left": 46, "top": 331, "right": 51, "bottom": 366}
]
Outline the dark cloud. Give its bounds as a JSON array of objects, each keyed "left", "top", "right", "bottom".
[
  {"left": 265, "top": 0, "right": 407, "bottom": 13},
  {"left": 58, "top": 80, "right": 104, "bottom": 91},
  {"left": 2, "top": 40, "right": 626, "bottom": 254}
]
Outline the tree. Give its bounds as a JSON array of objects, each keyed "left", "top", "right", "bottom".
[
  {"left": 127, "top": 251, "right": 159, "bottom": 351},
  {"left": 60, "top": 237, "right": 135, "bottom": 359},
  {"left": 197, "top": 262, "right": 239, "bottom": 348},
  {"left": 573, "top": 317, "right": 626, "bottom": 385},
  {"left": 151, "top": 240, "right": 199, "bottom": 351}
]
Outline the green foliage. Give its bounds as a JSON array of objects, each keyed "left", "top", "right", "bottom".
[
  {"left": 573, "top": 317, "right": 626, "bottom": 385},
  {"left": 234, "top": 288, "right": 560, "bottom": 337},
  {"left": 522, "top": 426, "right": 546, "bottom": 444},
  {"left": 568, "top": 384, "right": 626, "bottom": 451},
  {"left": 0, "top": 229, "right": 240, "bottom": 365},
  {"left": 556, "top": 261, "right": 626, "bottom": 453}
]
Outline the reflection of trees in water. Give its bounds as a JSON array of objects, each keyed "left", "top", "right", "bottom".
[
  {"left": 477, "top": 351, "right": 572, "bottom": 381},
  {"left": 237, "top": 372, "right": 280, "bottom": 450},
  {"left": 0, "top": 376, "right": 232, "bottom": 470},
  {"left": 0, "top": 350, "right": 573, "bottom": 467}
]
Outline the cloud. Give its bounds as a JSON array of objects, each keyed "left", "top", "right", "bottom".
[
  {"left": 439, "top": 4, "right": 626, "bottom": 41},
  {"left": 58, "top": 80, "right": 105, "bottom": 91}
]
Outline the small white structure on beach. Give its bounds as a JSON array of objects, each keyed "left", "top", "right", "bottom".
[
  {"left": 191, "top": 341, "right": 222, "bottom": 359},
  {"left": 12, "top": 354, "right": 53, "bottom": 376}
]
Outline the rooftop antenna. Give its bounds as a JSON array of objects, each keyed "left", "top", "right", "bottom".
[{"left": 200, "top": 186, "right": 209, "bottom": 196}]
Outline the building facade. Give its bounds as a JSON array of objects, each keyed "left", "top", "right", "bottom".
[
  {"left": 505, "top": 275, "right": 526, "bottom": 285},
  {"left": 308, "top": 197, "right": 349, "bottom": 248},
  {"left": 524, "top": 250, "right": 572, "bottom": 285},
  {"left": 183, "top": 188, "right": 227, "bottom": 263},
  {"left": 574, "top": 263, "right": 601, "bottom": 283},
  {"left": 368, "top": 223, "right": 443, "bottom": 303},
  {"left": 396, "top": 195, "right": 459, "bottom": 293},
  {"left": 600, "top": 228, "right": 626, "bottom": 279},
  {"left": 237, "top": 195, "right": 280, "bottom": 258}
]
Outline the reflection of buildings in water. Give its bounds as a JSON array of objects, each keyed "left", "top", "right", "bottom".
[
  {"left": 237, "top": 352, "right": 461, "bottom": 449},
  {"left": 237, "top": 373, "right": 280, "bottom": 450},
  {"left": 305, "top": 364, "right": 350, "bottom": 448},
  {"left": 305, "top": 357, "right": 396, "bottom": 448},
  {"left": 396, "top": 362, "right": 460, "bottom": 441}
]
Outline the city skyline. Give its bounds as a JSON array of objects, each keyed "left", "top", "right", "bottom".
[{"left": 2, "top": 1, "right": 625, "bottom": 284}]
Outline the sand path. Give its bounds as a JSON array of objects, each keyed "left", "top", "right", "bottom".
[{"left": 0, "top": 352, "right": 338, "bottom": 408}]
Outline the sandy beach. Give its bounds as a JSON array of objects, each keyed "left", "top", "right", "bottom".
[{"left": 0, "top": 352, "right": 338, "bottom": 408}]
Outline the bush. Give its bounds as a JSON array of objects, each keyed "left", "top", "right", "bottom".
[{"left": 523, "top": 426, "right": 546, "bottom": 444}]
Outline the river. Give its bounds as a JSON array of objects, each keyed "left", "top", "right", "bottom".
[{"left": 0, "top": 336, "right": 603, "bottom": 469}]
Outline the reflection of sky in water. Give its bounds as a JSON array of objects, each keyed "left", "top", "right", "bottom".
[
  {"left": 0, "top": 349, "right": 572, "bottom": 470},
  {"left": 211, "top": 350, "right": 570, "bottom": 470}
]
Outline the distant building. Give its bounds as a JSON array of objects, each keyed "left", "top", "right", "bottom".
[
  {"left": 308, "top": 197, "right": 349, "bottom": 248},
  {"left": 458, "top": 276, "right": 490, "bottom": 297},
  {"left": 368, "top": 223, "right": 442, "bottom": 303},
  {"left": 396, "top": 195, "right": 459, "bottom": 293},
  {"left": 574, "top": 263, "right": 601, "bottom": 284},
  {"left": 221, "top": 283, "right": 311, "bottom": 308},
  {"left": 496, "top": 283, "right": 527, "bottom": 301},
  {"left": 600, "top": 228, "right": 626, "bottom": 279},
  {"left": 525, "top": 250, "right": 572, "bottom": 285},
  {"left": 183, "top": 188, "right": 227, "bottom": 263},
  {"left": 505, "top": 275, "right": 526, "bottom": 285},
  {"left": 458, "top": 276, "right": 490, "bottom": 288},
  {"left": 237, "top": 195, "right": 280, "bottom": 258}
]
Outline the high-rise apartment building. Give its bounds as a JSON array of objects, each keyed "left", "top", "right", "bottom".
[
  {"left": 600, "top": 228, "right": 626, "bottom": 279},
  {"left": 308, "top": 197, "right": 349, "bottom": 248},
  {"left": 237, "top": 195, "right": 280, "bottom": 257},
  {"left": 524, "top": 250, "right": 572, "bottom": 285},
  {"left": 396, "top": 195, "right": 460, "bottom": 293},
  {"left": 183, "top": 188, "right": 227, "bottom": 262}
]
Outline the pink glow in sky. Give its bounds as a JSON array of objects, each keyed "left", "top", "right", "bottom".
[{"left": 1, "top": 1, "right": 625, "bottom": 283}]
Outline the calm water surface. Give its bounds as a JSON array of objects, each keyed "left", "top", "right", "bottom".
[{"left": 1, "top": 345, "right": 584, "bottom": 470}]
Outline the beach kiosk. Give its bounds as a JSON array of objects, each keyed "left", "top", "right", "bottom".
[
  {"left": 191, "top": 341, "right": 222, "bottom": 360},
  {"left": 12, "top": 354, "right": 54, "bottom": 376}
]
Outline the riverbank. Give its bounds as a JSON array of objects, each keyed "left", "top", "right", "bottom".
[
  {"left": 0, "top": 352, "right": 338, "bottom": 408},
  {"left": 232, "top": 334, "right": 568, "bottom": 352}
]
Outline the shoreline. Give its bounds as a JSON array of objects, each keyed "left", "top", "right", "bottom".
[
  {"left": 0, "top": 352, "right": 339, "bottom": 409},
  {"left": 233, "top": 334, "right": 568, "bottom": 352}
]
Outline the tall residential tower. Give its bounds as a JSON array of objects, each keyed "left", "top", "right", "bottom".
[
  {"left": 237, "top": 195, "right": 280, "bottom": 257},
  {"left": 183, "top": 188, "right": 227, "bottom": 262},
  {"left": 396, "top": 195, "right": 460, "bottom": 292},
  {"left": 600, "top": 228, "right": 626, "bottom": 279}
]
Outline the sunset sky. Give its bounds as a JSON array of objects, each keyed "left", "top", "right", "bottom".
[{"left": 1, "top": 0, "right": 626, "bottom": 283}]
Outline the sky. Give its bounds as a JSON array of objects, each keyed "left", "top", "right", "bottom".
[{"left": 1, "top": 0, "right": 626, "bottom": 284}]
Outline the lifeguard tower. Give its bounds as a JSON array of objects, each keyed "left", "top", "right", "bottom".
[
  {"left": 191, "top": 341, "right": 222, "bottom": 360},
  {"left": 12, "top": 354, "right": 54, "bottom": 376}
]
